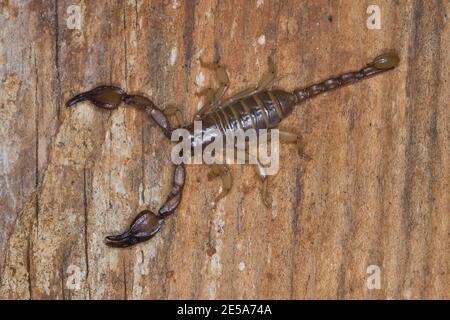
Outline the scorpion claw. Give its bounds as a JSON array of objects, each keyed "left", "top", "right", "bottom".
[
  {"left": 66, "top": 85, "right": 126, "bottom": 109},
  {"left": 104, "top": 231, "right": 132, "bottom": 242},
  {"left": 104, "top": 210, "right": 164, "bottom": 248}
]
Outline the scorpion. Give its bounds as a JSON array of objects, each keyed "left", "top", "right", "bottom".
[{"left": 66, "top": 52, "right": 399, "bottom": 248}]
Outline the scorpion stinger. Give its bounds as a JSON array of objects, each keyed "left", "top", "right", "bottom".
[{"left": 66, "top": 86, "right": 186, "bottom": 247}]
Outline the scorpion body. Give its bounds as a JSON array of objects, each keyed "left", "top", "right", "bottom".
[
  {"left": 187, "top": 89, "right": 297, "bottom": 149},
  {"left": 66, "top": 52, "right": 399, "bottom": 247},
  {"left": 189, "top": 53, "right": 399, "bottom": 149}
]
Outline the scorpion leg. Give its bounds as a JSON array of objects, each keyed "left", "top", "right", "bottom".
[
  {"left": 295, "top": 135, "right": 312, "bottom": 161},
  {"left": 164, "top": 104, "right": 185, "bottom": 127},
  {"left": 206, "top": 144, "right": 259, "bottom": 206},
  {"left": 196, "top": 87, "right": 216, "bottom": 101},
  {"left": 278, "top": 130, "right": 311, "bottom": 160},
  {"left": 260, "top": 129, "right": 311, "bottom": 160},
  {"left": 219, "top": 56, "right": 277, "bottom": 108},
  {"left": 195, "top": 59, "right": 230, "bottom": 119},
  {"left": 219, "top": 140, "right": 272, "bottom": 208},
  {"left": 195, "top": 87, "right": 216, "bottom": 120},
  {"left": 253, "top": 129, "right": 303, "bottom": 208},
  {"left": 200, "top": 58, "right": 230, "bottom": 102},
  {"left": 231, "top": 141, "right": 273, "bottom": 208},
  {"left": 207, "top": 164, "right": 233, "bottom": 206},
  {"left": 256, "top": 56, "right": 276, "bottom": 90},
  {"left": 224, "top": 139, "right": 273, "bottom": 208},
  {"left": 236, "top": 144, "right": 273, "bottom": 209},
  {"left": 211, "top": 128, "right": 304, "bottom": 209},
  {"left": 218, "top": 87, "right": 257, "bottom": 108},
  {"left": 254, "top": 164, "right": 272, "bottom": 209}
]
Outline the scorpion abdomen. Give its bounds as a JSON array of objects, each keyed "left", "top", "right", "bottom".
[
  {"left": 189, "top": 89, "right": 297, "bottom": 148},
  {"left": 210, "top": 89, "right": 297, "bottom": 133}
]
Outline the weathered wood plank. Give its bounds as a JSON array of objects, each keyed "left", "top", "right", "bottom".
[{"left": 0, "top": 0, "right": 448, "bottom": 299}]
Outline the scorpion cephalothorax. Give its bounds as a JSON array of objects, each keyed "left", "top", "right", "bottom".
[{"left": 66, "top": 52, "right": 399, "bottom": 247}]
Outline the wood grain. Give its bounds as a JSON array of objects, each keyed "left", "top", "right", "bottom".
[{"left": 0, "top": 0, "right": 448, "bottom": 299}]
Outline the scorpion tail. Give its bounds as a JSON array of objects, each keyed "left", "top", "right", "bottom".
[{"left": 293, "top": 51, "right": 400, "bottom": 102}]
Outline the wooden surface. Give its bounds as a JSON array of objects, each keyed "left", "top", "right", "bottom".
[{"left": 0, "top": 0, "right": 448, "bottom": 299}]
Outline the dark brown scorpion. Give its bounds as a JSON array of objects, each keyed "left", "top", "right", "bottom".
[{"left": 66, "top": 52, "right": 399, "bottom": 247}]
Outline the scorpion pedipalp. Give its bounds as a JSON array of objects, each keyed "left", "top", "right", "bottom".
[
  {"left": 66, "top": 85, "right": 126, "bottom": 109},
  {"left": 104, "top": 163, "right": 185, "bottom": 247},
  {"left": 105, "top": 210, "right": 164, "bottom": 248},
  {"left": 67, "top": 86, "right": 186, "bottom": 248}
]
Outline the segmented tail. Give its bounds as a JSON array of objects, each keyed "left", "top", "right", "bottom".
[{"left": 293, "top": 52, "right": 400, "bottom": 102}]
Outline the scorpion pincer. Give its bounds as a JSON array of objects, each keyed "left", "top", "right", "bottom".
[{"left": 66, "top": 52, "right": 399, "bottom": 247}]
